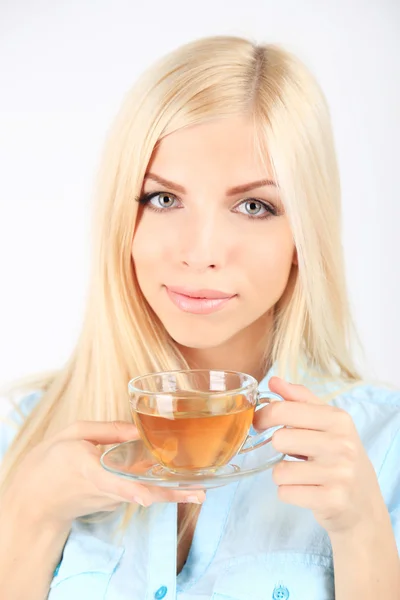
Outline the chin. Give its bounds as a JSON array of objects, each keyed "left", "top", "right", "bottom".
[{"left": 163, "top": 321, "right": 236, "bottom": 350}]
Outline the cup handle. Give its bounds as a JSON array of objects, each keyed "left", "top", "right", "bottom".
[{"left": 238, "top": 391, "right": 285, "bottom": 454}]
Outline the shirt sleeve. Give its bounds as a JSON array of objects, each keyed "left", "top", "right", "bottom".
[
  {"left": 0, "top": 390, "right": 43, "bottom": 463},
  {"left": 377, "top": 420, "right": 400, "bottom": 555}
]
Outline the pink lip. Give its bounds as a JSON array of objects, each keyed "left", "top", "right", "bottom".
[
  {"left": 166, "top": 286, "right": 234, "bottom": 299},
  {"left": 165, "top": 286, "right": 236, "bottom": 315}
]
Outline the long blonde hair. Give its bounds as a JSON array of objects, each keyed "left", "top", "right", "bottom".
[{"left": 0, "top": 35, "right": 365, "bottom": 542}]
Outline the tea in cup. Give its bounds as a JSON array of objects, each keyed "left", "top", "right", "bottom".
[{"left": 128, "top": 369, "right": 284, "bottom": 475}]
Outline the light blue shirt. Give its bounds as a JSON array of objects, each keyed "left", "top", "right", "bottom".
[{"left": 1, "top": 375, "right": 400, "bottom": 600}]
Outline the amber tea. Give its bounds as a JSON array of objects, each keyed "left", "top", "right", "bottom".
[{"left": 131, "top": 394, "right": 254, "bottom": 473}]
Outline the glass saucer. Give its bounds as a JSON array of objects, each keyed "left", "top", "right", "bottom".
[{"left": 100, "top": 439, "right": 285, "bottom": 490}]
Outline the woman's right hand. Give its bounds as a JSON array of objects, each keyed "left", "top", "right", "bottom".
[{"left": 4, "top": 420, "right": 205, "bottom": 526}]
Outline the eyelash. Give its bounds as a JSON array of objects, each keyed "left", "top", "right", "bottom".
[{"left": 135, "top": 191, "right": 278, "bottom": 221}]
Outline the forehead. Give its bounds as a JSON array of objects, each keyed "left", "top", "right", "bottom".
[{"left": 146, "top": 115, "right": 273, "bottom": 184}]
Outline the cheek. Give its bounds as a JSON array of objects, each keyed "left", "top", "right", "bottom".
[
  {"left": 131, "top": 228, "right": 157, "bottom": 294},
  {"left": 241, "top": 226, "right": 294, "bottom": 291},
  {"left": 131, "top": 219, "right": 167, "bottom": 267},
  {"left": 131, "top": 231, "right": 149, "bottom": 266}
]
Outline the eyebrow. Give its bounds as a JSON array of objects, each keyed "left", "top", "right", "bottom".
[{"left": 144, "top": 172, "right": 277, "bottom": 196}]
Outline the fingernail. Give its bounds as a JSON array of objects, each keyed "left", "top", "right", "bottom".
[
  {"left": 185, "top": 495, "right": 203, "bottom": 504},
  {"left": 133, "top": 496, "right": 149, "bottom": 507}
]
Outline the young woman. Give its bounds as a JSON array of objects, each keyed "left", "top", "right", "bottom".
[{"left": 0, "top": 35, "right": 399, "bottom": 600}]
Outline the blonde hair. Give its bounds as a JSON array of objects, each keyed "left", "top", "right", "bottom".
[{"left": 0, "top": 35, "right": 366, "bottom": 543}]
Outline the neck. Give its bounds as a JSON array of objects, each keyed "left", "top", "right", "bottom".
[{"left": 177, "top": 311, "right": 273, "bottom": 383}]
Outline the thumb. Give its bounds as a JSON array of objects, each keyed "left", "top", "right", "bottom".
[
  {"left": 57, "top": 420, "right": 139, "bottom": 445},
  {"left": 268, "top": 376, "right": 293, "bottom": 398},
  {"left": 268, "top": 376, "right": 323, "bottom": 405}
]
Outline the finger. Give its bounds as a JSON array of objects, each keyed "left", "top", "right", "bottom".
[
  {"left": 92, "top": 462, "right": 205, "bottom": 507},
  {"left": 276, "top": 484, "right": 327, "bottom": 510},
  {"left": 268, "top": 377, "right": 324, "bottom": 405},
  {"left": 272, "top": 459, "right": 332, "bottom": 486},
  {"left": 271, "top": 428, "right": 339, "bottom": 459},
  {"left": 57, "top": 420, "right": 140, "bottom": 445},
  {"left": 105, "top": 484, "right": 205, "bottom": 506},
  {"left": 288, "top": 454, "right": 308, "bottom": 461},
  {"left": 146, "top": 486, "right": 206, "bottom": 505},
  {"left": 253, "top": 400, "right": 352, "bottom": 434}
]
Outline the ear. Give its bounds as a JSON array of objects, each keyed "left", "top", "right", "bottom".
[{"left": 292, "top": 248, "right": 298, "bottom": 266}]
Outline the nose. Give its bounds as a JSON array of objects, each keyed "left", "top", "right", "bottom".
[{"left": 178, "top": 211, "right": 225, "bottom": 272}]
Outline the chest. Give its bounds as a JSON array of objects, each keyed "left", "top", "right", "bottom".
[
  {"left": 48, "top": 478, "right": 336, "bottom": 599},
  {"left": 178, "top": 554, "right": 335, "bottom": 600},
  {"left": 177, "top": 504, "right": 200, "bottom": 574}
]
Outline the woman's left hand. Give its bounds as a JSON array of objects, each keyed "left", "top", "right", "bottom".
[{"left": 254, "top": 377, "right": 388, "bottom": 537}]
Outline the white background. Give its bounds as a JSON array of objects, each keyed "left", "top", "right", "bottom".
[{"left": 0, "top": 0, "right": 399, "bottom": 413}]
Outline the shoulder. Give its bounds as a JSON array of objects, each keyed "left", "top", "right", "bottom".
[
  {"left": 331, "top": 382, "right": 400, "bottom": 449},
  {"left": 335, "top": 382, "right": 400, "bottom": 408},
  {"left": 0, "top": 389, "right": 44, "bottom": 462},
  {"left": 332, "top": 382, "right": 400, "bottom": 431}
]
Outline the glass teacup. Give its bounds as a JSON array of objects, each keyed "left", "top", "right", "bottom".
[{"left": 128, "top": 369, "right": 284, "bottom": 476}]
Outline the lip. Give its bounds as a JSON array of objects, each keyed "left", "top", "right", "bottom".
[
  {"left": 166, "top": 286, "right": 234, "bottom": 299},
  {"left": 165, "top": 286, "right": 236, "bottom": 315}
]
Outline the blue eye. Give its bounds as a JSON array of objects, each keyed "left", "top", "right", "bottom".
[
  {"left": 235, "top": 199, "right": 274, "bottom": 218},
  {"left": 151, "top": 193, "right": 176, "bottom": 209},
  {"left": 136, "top": 191, "right": 277, "bottom": 220},
  {"left": 137, "top": 192, "right": 177, "bottom": 209}
]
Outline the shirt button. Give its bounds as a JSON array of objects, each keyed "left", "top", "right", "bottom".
[
  {"left": 154, "top": 586, "right": 168, "bottom": 599},
  {"left": 272, "top": 585, "right": 290, "bottom": 599}
]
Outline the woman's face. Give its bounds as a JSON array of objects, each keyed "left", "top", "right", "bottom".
[{"left": 132, "top": 115, "right": 296, "bottom": 350}]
